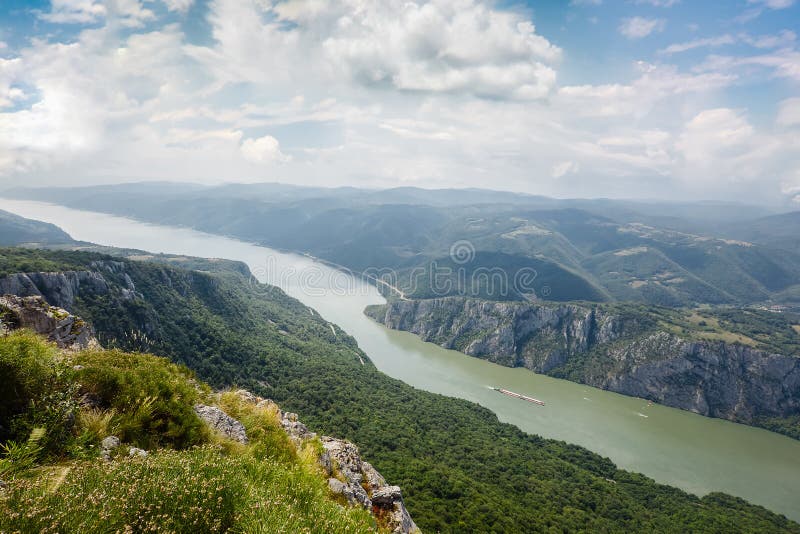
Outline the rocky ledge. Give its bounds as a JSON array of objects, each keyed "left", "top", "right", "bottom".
[
  {"left": 0, "top": 294, "right": 98, "bottom": 350},
  {"left": 366, "top": 297, "right": 800, "bottom": 430},
  {"left": 198, "top": 389, "right": 419, "bottom": 534}
]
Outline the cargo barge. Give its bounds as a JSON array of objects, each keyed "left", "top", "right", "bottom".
[{"left": 492, "top": 387, "right": 545, "bottom": 406}]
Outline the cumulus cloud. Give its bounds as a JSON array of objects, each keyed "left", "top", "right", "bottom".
[
  {"left": 240, "top": 135, "right": 290, "bottom": 164},
  {"left": 0, "top": 0, "right": 797, "bottom": 203},
  {"left": 676, "top": 108, "right": 754, "bottom": 166},
  {"left": 674, "top": 108, "right": 795, "bottom": 192},
  {"left": 619, "top": 17, "right": 665, "bottom": 39},
  {"left": 199, "top": 0, "right": 562, "bottom": 100}
]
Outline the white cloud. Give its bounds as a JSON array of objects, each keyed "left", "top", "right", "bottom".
[
  {"left": 619, "top": 17, "right": 665, "bottom": 39},
  {"left": 697, "top": 48, "right": 800, "bottom": 82},
  {"left": 660, "top": 35, "right": 735, "bottom": 55},
  {"left": 39, "top": 0, "right": 107, "bottom": 24},
  {"left": 741, "top": 30, "right": 796, "bottom": 49},
  {"left": 635, "top": 0, "right": 680, "bottom": 6},
  {"left": 39, "top": 0, "right": 156, "bottom": 27},
  {"left": 240, "top": 135, "right": 290, "bottom": 164},
  {"left": 777, "top": 98, "right": 800, "bottom": 126},
  {"left": 738, "top": 0, "right": 796, "bottom": 23},
  {"left": 556, "top": 63, "right": 735, "bottom": 117},
  {"left": 674, "top": 108, "right": 794, "bottom": 191},
  {"left": 748, "top": 0, "right": 795, "bottom": 8},
  {"left": 198, "top": 0, "right": 562, "bottom": 101},
  {"left": 677, "top": 108, "right": 753, "bottom": 165},
  {"left": 161, "top": 0, "right": 195, "bottom": 12},
  {"left": 659, "top": 31, "right": 794, "bottom": 55},
  {"left": 552, "top": 161, "right": 579, "bottom": 178}
]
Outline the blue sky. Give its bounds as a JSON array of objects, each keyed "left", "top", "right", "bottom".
[{"left": 0, "top": 0, "right": 798, "bottom": 203}]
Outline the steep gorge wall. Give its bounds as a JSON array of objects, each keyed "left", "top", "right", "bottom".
[{"left": 367, "top": 298, "right": 800, "bottom": 426}]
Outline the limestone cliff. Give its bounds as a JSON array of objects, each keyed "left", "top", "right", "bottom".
[
  {"left": 0, "top": 260, "right": 136, "bottom": 310},
  {"left": 366, "top": 298, "right": 800, "bottom": 429},
  {"left": 0, "top": 294, "right": 98, "bottom": 350}
]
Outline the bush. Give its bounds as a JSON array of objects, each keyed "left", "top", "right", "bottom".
[
  {"left": 0, "top": 331, "right": 75, "bottom": 456},
  {"left": 72, "top": 349, "right": 210, "bottom": 450}
]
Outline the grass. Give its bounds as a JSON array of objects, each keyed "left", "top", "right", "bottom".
[
  {"left": 1, "top": 446, "right": 377, "bottom": 534},
  {"left": 0, "top": 332, "right": 382, "bottom": 534},
  {"left": 693, "top": 330, "right": 758, "bottom": 346}
]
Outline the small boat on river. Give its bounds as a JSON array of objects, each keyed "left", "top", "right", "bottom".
[{"left": 492, "top": 387, "right": 545, "bottom": 406}]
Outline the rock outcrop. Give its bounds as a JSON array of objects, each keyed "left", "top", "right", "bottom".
[
  {"left": 0, "top": 270, "right": 111, "bottom": 310},
  {"left": 0, "top": 294, "right": 98, "bottom": 350},
  {"left": 232, "top": 389, "right": 419, "bottom": 534},
  {"left": 367, "top": 297, "right": 800, "bottom": 427},
  {"left": 193, "top": 404, "right": 249, "bottom": 444}
]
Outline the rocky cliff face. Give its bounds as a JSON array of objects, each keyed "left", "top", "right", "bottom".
[
  {"left": 0, "top": 261, "right": 138, "bottom": 310},
  {"left": 367, "top": 298, "right": 800, "bottom": 426},
  {"left": 0, "top": 294, "right": 98, "bottom": 350},
  {"left": 200, "top": 389, "right": 419, "bottom": 534}
]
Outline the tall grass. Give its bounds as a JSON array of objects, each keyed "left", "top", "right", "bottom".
[
  {"left": 0, "top": 333, "right": 382, "bottom": 533},
  {"left": 0, "top": 446, "right": 378, "bottom": 533}
]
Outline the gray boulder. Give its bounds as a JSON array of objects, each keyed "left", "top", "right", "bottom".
[
  {"left": 128, "top": 447, "right": 148, "bottom": 458},
  {"left": 100, "top": 435, "right": 121, "bottom": 461},
  {"left": 193, "top": 404, "right": 248, "bottom": 444}
]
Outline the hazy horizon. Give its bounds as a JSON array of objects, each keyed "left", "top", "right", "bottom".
[{"left": 4, "top": 179, "right": 799, "bottom": 209}]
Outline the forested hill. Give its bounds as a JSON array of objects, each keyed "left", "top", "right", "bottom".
[
  {"left": 0, "top": 247, "right": 797, "bottom": 532},
  {"left": 8, "top": 184, "right": 800, "bottom": 307},
  {"left": 0, "top": 208, "right": 76, "bottom": 246}
]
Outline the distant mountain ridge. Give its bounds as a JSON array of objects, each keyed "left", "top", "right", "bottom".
[{"left": 6, "top": 183, "right": 800, "bottom": 306}]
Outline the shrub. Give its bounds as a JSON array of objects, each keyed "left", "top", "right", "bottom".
[
  {"left": 0, "top": 331, "right": 75, "bottom": 456},
  {"left": 72, "top": 349, "right": 210, "bottom": 449}
]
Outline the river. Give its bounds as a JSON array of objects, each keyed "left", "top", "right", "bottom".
[{"left": 2, "top": 198, "right": 799, "bottom": 521}]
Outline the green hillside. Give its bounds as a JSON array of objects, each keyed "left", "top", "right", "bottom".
[
  {"left": 1, "top": 247, "right": 797, "bottom": 532},
  {"left": 0, "top": 331, "right": 379, "bottom": 533},
  {"left": 0, "top": 209, "right": 76, "bottom": 247}
]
